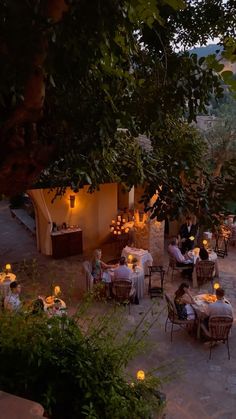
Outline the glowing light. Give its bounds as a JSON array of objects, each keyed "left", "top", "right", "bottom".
[
  {"left": 189, "top": 236, "right": 195, "bottom": 241},
  {"left": 5, "top": 264, "right": 11, "bottom": 271},
  {"left": 128, "top": 254, "right": 133, "bottom": 262},
  {"left": 213, "top": 282, "right": 220, "bottom": 290},
  {"left": 203, "top": 240, "right": 208, "bottom": 245},
  {"left": 136, "top": 370, "right": 145, "bottom": 381},
  {"left": 54, "top": 286, "right": 61, "bottom": 296}
]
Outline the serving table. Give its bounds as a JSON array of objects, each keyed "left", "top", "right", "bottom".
[
  {"left": 51, "top": 228, "right": 83, "bottom": 259},
  {"left": 121, "top": 246, "right": 153, "bottom": 276}
]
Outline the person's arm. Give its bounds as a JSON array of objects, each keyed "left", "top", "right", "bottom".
[
  {"left": 181, "top": 291, "right": 195, "bottom": 305},
  {"left": 100, "top": 260, "right": 117, "bottom": 269},
  {"left": 4, "top": 296, "right": 13, "bottom": 311}
]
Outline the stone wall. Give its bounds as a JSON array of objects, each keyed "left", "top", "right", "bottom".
[{"left": 133, "top": 211, "right": 164, "bottom": 265}]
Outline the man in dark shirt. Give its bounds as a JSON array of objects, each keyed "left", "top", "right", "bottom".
[{"left": 179, "top": 216, "right": 198, "bottom": 254}]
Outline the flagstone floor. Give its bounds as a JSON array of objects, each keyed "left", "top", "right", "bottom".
[{"left": 1, "top": 200, "right": 236, "bottom": 418}]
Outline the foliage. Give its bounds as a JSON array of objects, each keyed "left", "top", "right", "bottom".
[{"left": 0, "top": 302, "right": 165, "bottom": 419}]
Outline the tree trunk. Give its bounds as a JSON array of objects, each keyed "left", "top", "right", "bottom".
[{"left": 0, "top": 0, "right": 69, "bottom": 196}]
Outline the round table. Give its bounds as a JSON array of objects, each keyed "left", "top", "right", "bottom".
[
  {"left": 121, "top": 246, "right": 153, "bottom": 276},
  {"left": 107, "top": 267, "right": 145, "bottom": 299},
  {"left": 43, "top": 296, "right": 67, "bottom": 316},
  {"left": 0, "top": 272, "right": 16, "bottom": 298}
]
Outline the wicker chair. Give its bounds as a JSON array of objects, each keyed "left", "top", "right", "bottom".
[
  {"left": 167, "top": 255, "right": 191, "bottom": 281},
  {"left": 195, "top": 260, "right": 215, "bottom": 288},
  {"left": 165, "top": 294, "right": 195, "bottom": 342},
  {"left": 113, "top": 280, "right": 132, "bottom": 314},
  {"left": 82, "top": 261, "right": 94, "bottom": 291},
  {"left": 200, "top": 315, "right": 233, "bottom": 360}
]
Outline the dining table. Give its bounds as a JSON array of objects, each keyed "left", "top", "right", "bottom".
[
  {"left": 106, "top": 266, "right": 145, "bottom": 299},
  {"left": 43, "top": 296, "right": 67, "bottom": 316},
  {"left": 0, "top": 272, "right": 16, "bottom": 298},
  {"left": 188, "top": 248, "right": 219, "bottom": 288},
  {"left": 121, "top": 246, "right": 153, "bottom": 276}
]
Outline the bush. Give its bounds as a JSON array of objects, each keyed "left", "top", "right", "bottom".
[{"left": 0, "top": 305, "right": 164, "bottom": 418}]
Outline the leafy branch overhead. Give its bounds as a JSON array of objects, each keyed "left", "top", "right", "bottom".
[{"left": 0, "top": 0, "right": 236, "bottom": 222}]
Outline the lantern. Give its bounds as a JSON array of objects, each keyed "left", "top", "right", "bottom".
[{"left": 136, "top": 370, "right": 145, "bottom": 381}]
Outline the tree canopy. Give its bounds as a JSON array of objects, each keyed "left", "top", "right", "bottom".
[{"left": 0, "top": 0, "right": 236, "bottom": 221}]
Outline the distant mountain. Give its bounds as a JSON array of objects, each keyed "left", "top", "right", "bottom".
[{"left": 190, "top": 44, "right": 223, "bottom": 58}]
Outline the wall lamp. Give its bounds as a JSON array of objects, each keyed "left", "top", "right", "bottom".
[{"left": 69, "top": 195, "right": 76, "bottom": 208}]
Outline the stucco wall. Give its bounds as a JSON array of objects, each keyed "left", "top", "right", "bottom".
[{"left": 29, "top": 184, "right": 118, "bottom": 255}]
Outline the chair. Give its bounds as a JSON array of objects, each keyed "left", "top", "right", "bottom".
[
  {"left": 164, "top": 294, "right": 195, "bottom": 342},
  {"left": 148, "top": 266, "right": 165, "bottom": 298},
  {"left": 82, "top": 261, "right": 94, "bottom": 291},
  {"left": 214, "top": 234, "right": 228, "bottom": 258},
  {"left": 113, "top": 280, "right": 132, "bottom": 314},
  {"left": 200, "top": 315, "right": 233, "bottom": 360},
  {"left": 195, "top": 260, "right": 215, "bottom": 288},
  {"left": 167, "top": 255, "right": 191, "bottom": 281}
]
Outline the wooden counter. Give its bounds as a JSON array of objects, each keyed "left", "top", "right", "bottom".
[{"left": 51, "top": 228, "right": 83, "bottom": 259}]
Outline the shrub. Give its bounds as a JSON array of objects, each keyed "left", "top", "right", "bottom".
[{"left": 0, "top": 305, "right": 164, "bottom": 418}]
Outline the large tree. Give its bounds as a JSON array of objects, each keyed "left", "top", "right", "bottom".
[{"left": 0, "top": 0, "right": 236, "bottom": 220}]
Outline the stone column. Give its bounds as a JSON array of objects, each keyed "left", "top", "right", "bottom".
[{"left": 133, "top": 211, "right": 164, "bottom": 265}]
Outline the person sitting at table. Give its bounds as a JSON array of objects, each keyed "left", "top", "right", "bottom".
[
  {"left": 179, "top": 216, "right": 198, "bottom": 254},
  {"left": 112, "top": 257, "right": 136, "bottom": 299},
  {"left": 91, "top": 249, "right": 117, "bottom": 283},
  {"left": 208, "top": 288, "right": 233, "bottom": 319},
  {"left": 230, "top": 216, "right": 236, "bottom": 246},
  {"left": 168, "top": 237, "right": 194, "bottom": 279},
  {"left": 4, "top": 281, "right": 21, "bottom": 312},
  {"left": 174, "top": 282, "right": 195, "bottom": 320}
]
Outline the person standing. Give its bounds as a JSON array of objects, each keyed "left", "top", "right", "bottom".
[
  {"left": 4, "top": 281, "right": 21, "bottom": 312},
  {"left": 179, "top": 216, "right": 198, "bottom": 254}
]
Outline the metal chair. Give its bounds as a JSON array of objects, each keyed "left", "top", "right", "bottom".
[
  {"left": 167, "top": 255, "right": 191, "bottom": 281},
  {"left": 113, "top": 280, "right": 132, "bottom": 314},
  {"left": 200, "top": 315, "right": 233, "bottom": 360},
  {"left": 195, "top": 260, "right": 215, "bottom": 288},
  {"left": 164, "top": 294, "right": 195, "bottom": 342},
  {"left": 148, "top": 266, "right": 165, "bottom": 298}
]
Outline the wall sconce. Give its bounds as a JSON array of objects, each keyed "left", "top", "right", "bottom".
[{"left": 69, "top": 195, "right": 75, "bottom": 208}]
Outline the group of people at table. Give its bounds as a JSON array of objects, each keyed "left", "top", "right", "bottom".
[
  {"left": 91, "top": 248, "right": 138, "bottom": 301},
  {"left": 0, "top": 271, "right": 66, "bottom": 316}
]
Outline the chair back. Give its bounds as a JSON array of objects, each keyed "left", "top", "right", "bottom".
[
  {"left": 165, "top": 294, "right": 177, "bottom": 322},
  {"left": 196, "top": 260, "right": 215, "bottom": 286},
  {"left": 82, "top": 261, "right": 93, "bottom": 291},
  {"left": 113, "top": 280, "right": 132, "bottom": 302},
  {"left": 208, "top": 315, "right": 233, "bottom": 340},
  {"left": 169, "top": 255, "right": 177, "bottom": 269}
]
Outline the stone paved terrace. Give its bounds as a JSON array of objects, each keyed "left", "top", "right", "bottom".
[{"left": 1, "top": 200, "right": 236, "bottom": 418}]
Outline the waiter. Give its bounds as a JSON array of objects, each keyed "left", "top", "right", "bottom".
[{"left": 179, "top": 216, "right": 198, "bottom": 254}]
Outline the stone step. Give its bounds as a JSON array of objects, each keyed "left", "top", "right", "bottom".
[{"left": 10, "top": 208, "right": 36, "bottom": 236}]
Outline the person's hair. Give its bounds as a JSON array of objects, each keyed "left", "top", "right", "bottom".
[
  {"left": 119, "top": 256, "right": 126, "bottom": 265},
  {"left": 10, "top": 281, "right": 19, "bottom": 290},
  {"left": 32, "top": 298, "right": 44, "bottom": 314},
  {"left": 94, "top": 249, "right": 102, "bottom": 258},
  {"left": 199, "top": 247, "right": 209, "bottom": 261},
  {"left": 170, "top": 237, "right": 178, "bottom": 246},
  {"left": 186, "top": 216, "right": 191, "bottom": 221},
  {"left": 216, "top": 288, "right": 225, "bottom": 299},
  {"left": 175, "top": 282, "right": 189, "bottom": 299}
]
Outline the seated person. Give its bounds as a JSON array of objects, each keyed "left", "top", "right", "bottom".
[
  {"left": 31, "top": 297, "right": 45, "bottom": 315},
  {"left": 168, "top": 237, "right": 193, "bottom": 278},
  {"left": 174, "top": 282, "right": 195, "bottom": 320},
  {"left": 208, "top": 288, "right": 233, "bottom": 319},
  {"left": 91, "top": 249, "right": 117, "bottom": 283},
  {"left": 112, "top": 257, "right": 136, "bottom": 298},
  {"left": 4, "top": 281, "right": 21, "bottom": 312},
  {"left": 179, "top": 216, "right": 198, "bottom": 254},
  {"left": 198, "top": 247, "right": 209, "bottom": 261}
]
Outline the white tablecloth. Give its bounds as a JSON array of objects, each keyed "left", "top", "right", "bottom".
[
  {"left": 121, "top": 246, "right": 153, "bottom": 275},
  {"left": 0, "top": 272, "right": 16, "bottom": 298},
  {"left": 107, "top": 267, "right": 145, "bottom": 299}
]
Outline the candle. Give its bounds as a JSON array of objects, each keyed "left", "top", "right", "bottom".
[
  {"left": 189, "top": 236, "right": 195, "bottom": 241},
  {"left": 117, "top": 215, "right": 121, "bottom": 221},
  {"left": 110, "top": 227, "right": 114, "bottom": 232},
  {"left": 5, "top": 264, "right": 11, "bottom": 271},
  {"left": 112, "top": 220, "right": 115, "bottom": 224},
  {"left": 202, "top": 239, "right": 207, "bottom": 245},
  {"left": 125, "top": 228, "right": 129, "bottom": 233},
  {"left": 118, "top": 231, "right": 121, "bottom": 235},
  {"left": 117, "top": 221, "right": 120, "bottom": 226},
  {"left": 136, "top": 370, "right": 145, "bottom": 381},
  {"left": 122, "top": 218, "right": 126, "bottom": 223},
  {"left": 128, "top": 254, "right": 133, "bottom": 262},
  {"left": 114, "top": 230, "right": 117, "bottom": 235},
  {"left": 54, "top": 285, "right": 61, "bottom": 296},
  {"left": 127, "top": 263, "right": 133, "bottom": 270}
]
